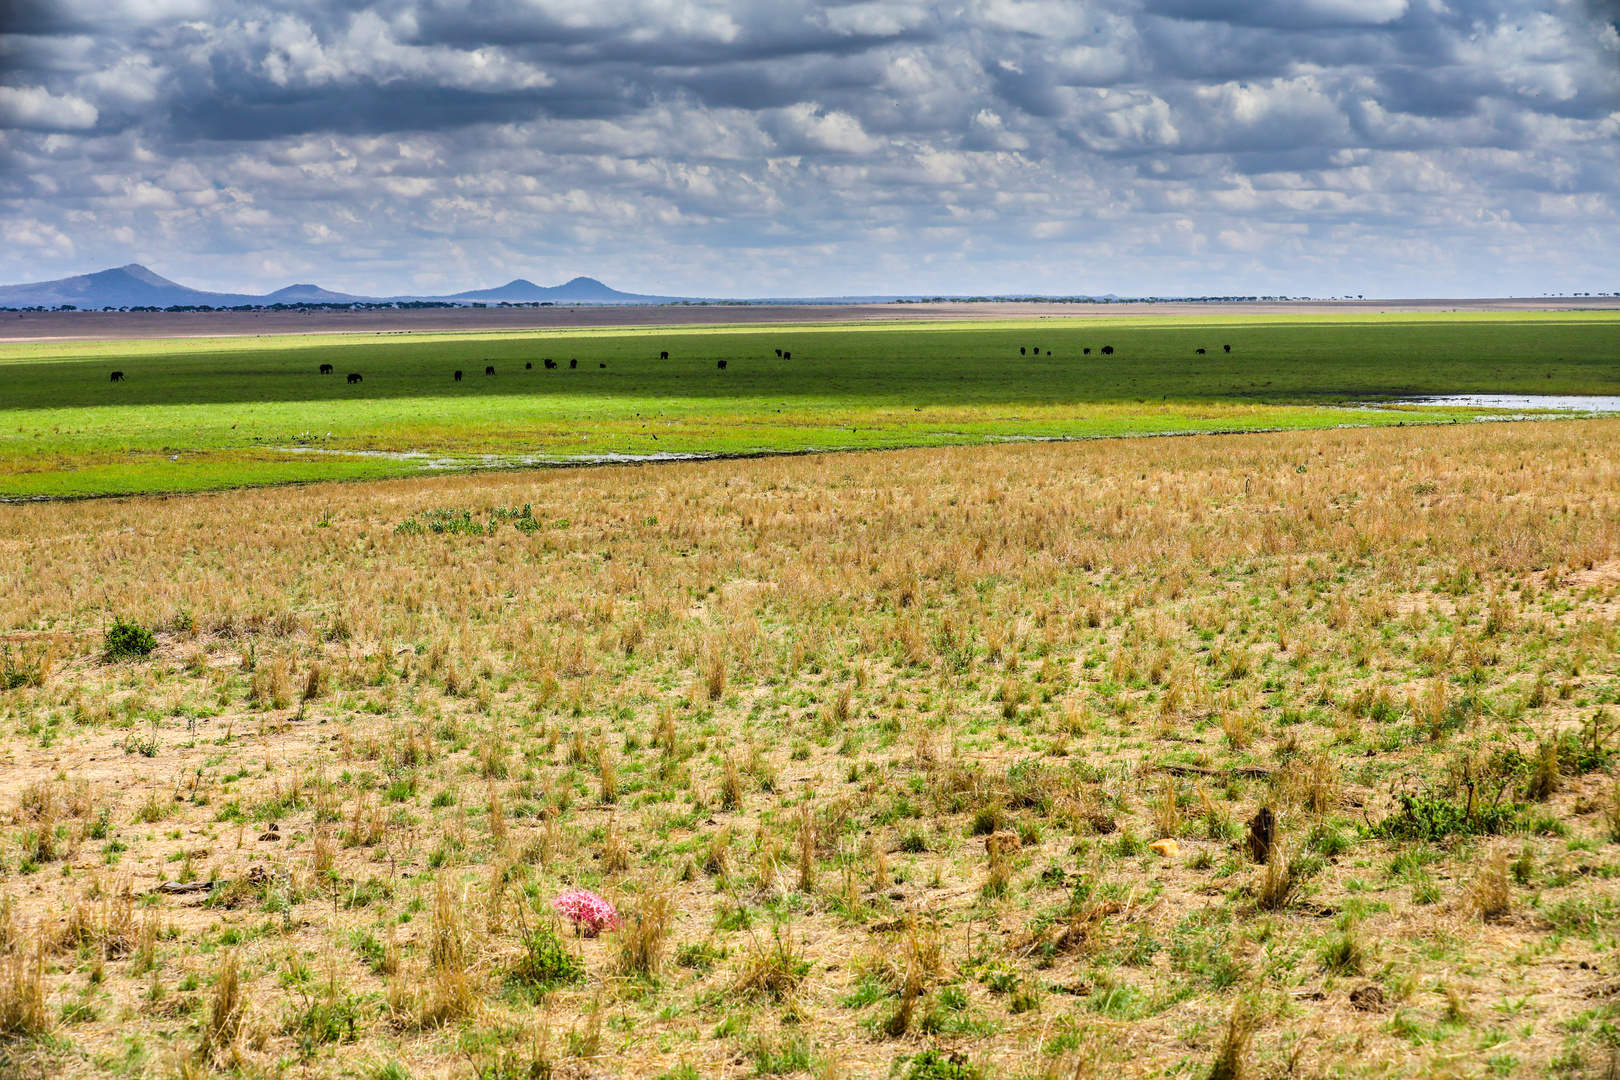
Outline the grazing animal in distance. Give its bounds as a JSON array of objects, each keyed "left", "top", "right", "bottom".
[
  {"left": 774, "top": 349, "right": 782, "bottom": 357},
  {"left": 109, "top": 371, "right": 124, "bottom": 382},
  {"left": 1196, "top": 348, "right": 1206, "bottom": 355},
  {"left": 782, "top": 351, "right": 791, "bottom": 360},
  {"left": 525, "top": 362, "right": 532, "bottom": 370},
  {"left": 1020, "top": 347, "right": 1026, "bottom": 355},
  {"left": 1101, "top": 345, "right": 1114, "bottom": 355},
  {"left": 660, "top": 351, "right": 669, "bottom": 360},
  {"left": 485, "top": 365, "right": 495, "bottom": 375},
  {"left": 1083, "top": 348, "right": 1090, "bottom": 355},
  {"left": 347, "top": 372, "right": 362, "bottom": 384},
  {"left": 599, "top": 363, "right": 606, "bottom": 368},
  {"left": 454, "top": 370, "right": 462, "bottom": 381},
  {"left": 1224, "top": 344, "right": 1232, "bottom": 353},
  {"left": 569, "top": 359, "right": 577, "bottom": 369},
  {"left": 319, "top": 363, "right": 333, "bottom": 374},
  {"left": 717, "top": 360, "right": 727, "bottom": 370},
  {"left": 544, "top": 359, "right": 556, "bottom": 369}
]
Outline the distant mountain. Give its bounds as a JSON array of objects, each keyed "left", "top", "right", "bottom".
[
  {"left": 264, "top": 283, "right": 367, "bottom": 303},
  {"left": 0, "top": 264, "right": 1120, "bottom": 309},
  {"left": 0, "top": 265, "right": 261, "bottom": 308},
  {"left": 0, "top": 265, "right": 681, "bottom": 308},
  {"left": 439, "top": 276, "right": 668, "bottom": 304}
]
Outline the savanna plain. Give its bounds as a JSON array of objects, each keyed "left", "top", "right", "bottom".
[
  {"left": 0, "top": 317, "right": 1618, "bottom": 1080},
  {"left": 3, "top": 312, "right": 1617, "bottom": 498}
]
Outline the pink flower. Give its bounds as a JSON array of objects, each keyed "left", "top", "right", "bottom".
[{"left": 550, "top": 889, "right": 619, "bottom": 937}]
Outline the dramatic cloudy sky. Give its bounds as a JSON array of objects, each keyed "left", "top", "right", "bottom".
[{"left": 1, "top": 0, "right": 1618, "bottom": 297}]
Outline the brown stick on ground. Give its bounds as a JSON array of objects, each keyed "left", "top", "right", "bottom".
[{"left": 1159, "top": 763, "right": 1272, "bottom": 780}]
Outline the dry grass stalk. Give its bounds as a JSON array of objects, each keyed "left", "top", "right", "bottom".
[
  {"left": 734, "top": 928, "right": 808, "bottom": 1002},
  {"left": 616, "top": 885, "right": 673, "bottom": 977},
  {"left": 1208, "top": 995, "right": 1257, "bottom": 1080},
  {"left": 1153, "top": 776, "right": 1182, "bottom": 839},
  {"left": 880, "top": 917, "right": 945, "bottom": 1037},
  {"left": 702, "top": 828, "right": 731, "bottom": 876},
  {"left": 600, "top": 819, "right": 631, "bottom": 875},
  {"left": 796, "top": 806, "right": 817, "bottom": 893},
  {"left": 199, "top": 951, "right": 246, "bottom": 1061},
  {"left": 1256, "top": 838, "right": 1297, "bottom": 911},
  {"left": 420, "top": 881, "right": 481, "bottom": 1026},
  {"left": 720, "top": 756, "right": 745, "bottom": 812},
  {"left": 598, "top": 746, "right": 619, "bottom": 804},
  {"left": 1470, "top": 849, "right": 1513, "bottom": 921},
  {"left": 705, "top": 646, "right": 727, "bottom": 701},
  {"left": 983, "top": 835, "right": 1012, "bottom": 898},
  {"left": 311, "top": 828, "right": 335, "bottom": 875},
  {"left": 0, "top": 937, "right": 47, "bottom": 1040}
]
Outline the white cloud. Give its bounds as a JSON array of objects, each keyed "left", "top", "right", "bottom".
[
  {"left": 772, "top": 104, "right": 883, "bottom": 154},
  {"left": 1, "top": 218, "right": 76, "bottom": 257},
  {"left": 0, "top": 85, "right": 98, "bottom": 130},
  {"left": 0, "top": 0, "right": 1616, "bottom": 297}
]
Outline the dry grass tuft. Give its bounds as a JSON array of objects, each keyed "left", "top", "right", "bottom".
[
  {"left": 1207, "top": 995, "right": 1257, "bottom": 1080},
  {"left": 1471, "top": 849, "right": 1513, "bottom": 922},
  {"left": 615, "top": 885, "right": 674, "bottom": 977},
  {"left": 1256, "top": 838, "right": 1298, "bottom": 911},
  {"left": 0, "top": 937, "right": 47, "bottom": 1040},
  {"left": 600, "top": 819, "right": 631, "bottom": 875},
  {"left": 734, "top": 928, "right": 809, "bottom": 1002},
  {"left": 720, "top": 756, "right": 745, "bottom": 812},
  {"left": 199, "top": 951, "right": 246, "bottom": 1061}
]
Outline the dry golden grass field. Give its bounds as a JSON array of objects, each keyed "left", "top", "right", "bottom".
[{"left": 1, "top": 418, "right": 1618, "bottom": 1080}]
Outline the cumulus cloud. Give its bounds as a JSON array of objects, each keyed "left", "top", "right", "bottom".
[
  {"left": 0, "top": 0, "right": 1617, "bottom": 296},
  {"left": 0, "top": 85, "right": 98, "bottom": 130}
]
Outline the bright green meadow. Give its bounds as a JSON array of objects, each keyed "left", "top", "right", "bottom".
[{"left": 1, "top": 312, "right": 1615, "bottom": 498}]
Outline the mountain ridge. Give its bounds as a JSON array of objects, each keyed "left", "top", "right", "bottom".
[
  {"left": 0, "top": 265, "right": 1121, "bottom": 309},
  {"left": 0, "top": 265, "right": 683, "bottom": 308}
]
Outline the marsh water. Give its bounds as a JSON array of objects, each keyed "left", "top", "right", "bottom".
[{"left": 1405, "top": 394, "right": 1620, "bottom": 412}]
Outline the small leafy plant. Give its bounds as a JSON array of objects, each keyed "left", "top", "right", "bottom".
[
  {"left": 509, "top": 925, "right": 584, "bottom": 993},
  {"left": 104, "top": 617, "right": 156, "bottom": 660}
]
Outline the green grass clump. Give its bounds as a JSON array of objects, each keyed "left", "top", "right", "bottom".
[
  {"left": 900, "top": 1049, "right": 985, "bottom": 1080},
  {"left": 1374, "top": 793, "right": 1520, "bottom": 842},
  {"left": 508, "top": 926, "right": 584, "bottom": 994},
  {"left": 103, "top": 616, "right": 156, "bottom": 660}
]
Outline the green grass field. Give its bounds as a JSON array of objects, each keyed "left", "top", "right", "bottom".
[{"left": 1, "top": 312, "right": 1616, "bottom": 498}]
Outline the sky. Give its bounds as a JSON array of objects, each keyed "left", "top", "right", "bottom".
[{"left": 1, "top": 0, "right": 1618, "bottom": 299}]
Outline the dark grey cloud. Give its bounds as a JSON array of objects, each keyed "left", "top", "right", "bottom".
[
  {"left": 1, "top": 1, "right": 1617, "bottom": 298},
  {"left": 1144, "top": 0, "right": 1411, "bottom": 30}
]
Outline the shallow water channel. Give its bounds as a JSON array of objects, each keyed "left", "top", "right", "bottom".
[{"left": 1402, "top": 394, "right": 1620, "bottom": 412}]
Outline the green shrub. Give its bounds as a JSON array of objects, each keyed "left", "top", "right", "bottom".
[
  {"left": 509, "top": 926, "right": 583, "bottom": 993},
  {"left": 283, "top": 985, "right": 365, "bottom": 1051},
  {"left": 900, "top": 1049, "right": 984, "bottom": 1080},
  {"left": 1374, "top": 793, "right": 1519, "bottom": 842},
  {"left": 104, "top": 617, "right": 156, "bottom": 660}
]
